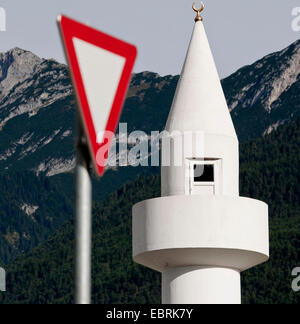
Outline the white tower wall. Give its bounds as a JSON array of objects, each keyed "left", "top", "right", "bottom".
[
  {"left": 162, "top": 267, "right": 241, "bottom": 305},
  {"left": 162, "top": 22, "right": 239, "bottom": 197},
  {"left": 132, "top": 15, "right": 269, "bottom": 305},
  {"left": 161, "top": 134, "right": 239, "bottom": 196}
]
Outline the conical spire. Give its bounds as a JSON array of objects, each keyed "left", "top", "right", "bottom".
[{"left": 165, "top": 20, "right": 237, "bottom": 139}]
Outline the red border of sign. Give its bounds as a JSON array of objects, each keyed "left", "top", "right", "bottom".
[{"left": 58, "top": 15, "right": 137, "bottom": 176}]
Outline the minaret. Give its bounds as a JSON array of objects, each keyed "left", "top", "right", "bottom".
[{"left": 132, "top": 3, "right": 269, "bottom": 304}]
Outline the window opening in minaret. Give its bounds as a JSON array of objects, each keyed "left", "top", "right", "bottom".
[{"left": 194, "top": 164, "right": 214, "bottom": 182}]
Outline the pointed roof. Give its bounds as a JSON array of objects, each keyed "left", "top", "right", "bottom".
[{"left": 165, "top": 21, "right": 237, "bottom": 139}]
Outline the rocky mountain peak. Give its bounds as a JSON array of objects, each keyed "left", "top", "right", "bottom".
[
  {"left": 224, "top": 39, "right": 300, "bottom": 114},
  {"left": 0, "top": 47, "right": 44, "bottom": 98},
  {"left": 265, "top": 39, "right": 300, "bottom": 112}
]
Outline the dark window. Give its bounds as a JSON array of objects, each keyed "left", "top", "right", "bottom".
[{"left": 194, "top": 164, "right": 214, "bottom": 182}]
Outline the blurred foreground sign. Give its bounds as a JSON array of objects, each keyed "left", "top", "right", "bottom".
[{"left": 58, "top": 15, "right": 137, "bottom": 176}]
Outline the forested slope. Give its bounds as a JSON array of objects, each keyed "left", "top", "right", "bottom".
[
  {"left": 0, "top": 119, "right": 300, "bottom": 304},
  {"left": 0, "top": 172, "right": 73, "bottom": 265}
]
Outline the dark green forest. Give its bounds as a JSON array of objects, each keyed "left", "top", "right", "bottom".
[
  {"left": 0, "top": 118, "right": 299, "bottom": 304},
  {"left": 0, "top": 172, "right": 73, "bottom": 265}
]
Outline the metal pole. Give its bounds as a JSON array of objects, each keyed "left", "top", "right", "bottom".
[{"left": 75, "top": 124, "right": 92, "bottom": 304}]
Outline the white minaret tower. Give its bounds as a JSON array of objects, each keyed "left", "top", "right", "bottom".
[{"left": 132, "top": 3, "right": 269, "bottom": 304}]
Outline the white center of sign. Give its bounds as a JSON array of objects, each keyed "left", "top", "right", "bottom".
[{"left": 73, "top": 37, "right": 126, "bottom": 143}]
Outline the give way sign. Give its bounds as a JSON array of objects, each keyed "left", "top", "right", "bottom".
[{"left": 58, "top": 15, "right": 137, "bottom": 176}]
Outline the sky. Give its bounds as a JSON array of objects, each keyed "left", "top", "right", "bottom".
[{"left": 0, "top": 0, "right": 299, "bottom": 78}]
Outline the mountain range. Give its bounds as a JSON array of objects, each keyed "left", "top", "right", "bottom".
[{"left": 0, "top": 40, "right": 299, "bottom": 177}]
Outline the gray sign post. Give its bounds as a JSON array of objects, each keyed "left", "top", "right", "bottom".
[{"left": 75, "top": 124, "right": 92, "bottom": 304}]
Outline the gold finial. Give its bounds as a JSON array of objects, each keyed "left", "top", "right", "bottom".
[{"left": 192, "top": 2, "right": 205, "bottom": 22}]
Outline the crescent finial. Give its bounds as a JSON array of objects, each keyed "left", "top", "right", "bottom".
[{"left": 192, "top": 2, "right": 205, "bottom": 22}]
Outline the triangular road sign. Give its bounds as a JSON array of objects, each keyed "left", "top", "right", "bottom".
[{"left": 58, "top": 15, "right": 137, "bottom": 176}]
